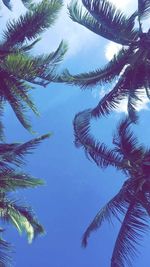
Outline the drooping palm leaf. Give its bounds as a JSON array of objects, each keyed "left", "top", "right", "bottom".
[
  {"left": 68, "top": 1, "right": 131, "bottom": 45},
  {"left": 73, "top": 109, "right": 122, "bottom": 169},
  {"left": 111, "top": 201, "right": 149, "bottom": 267},
  {"left": 82, "top": 184, "right": 129, "bottom": 247},
  {"left": 58, "top": 47, "right": 134, "bottom": 88},
  {"left": 81, "top": 0, "right": 138, "bottom": 45},
  {"left": 0, "top": 197, "right": 44, "bottom": 243}
]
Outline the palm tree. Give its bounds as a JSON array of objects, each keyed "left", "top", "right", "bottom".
[
  {"left": 73, "top": 111, "right": 150, "bottom": 267},
  {"left": 58, "top": 0, "right": 150, "bottom": 122},
  {"left": 0, "top": 132, "right": 50, "bottom": 266},
  {"left": 0, "top": 0, "right": 67, "bottom": 134}
]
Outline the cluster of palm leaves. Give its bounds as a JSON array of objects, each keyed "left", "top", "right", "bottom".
[
  {"left": 0, "top": 133, "right": 51, "bottom": 266},
  {"left": 58, "top": 0, "right": 150, "bottom": 122},
  {"left": 0, "top": 0, "right": 67, "bottom": 133},
  {"left": 0, "top": 0, "right": 66, "bottom": 266},
  {"left": 56, "top": 0, "right": 150, "bottom": 266},
  {"left": 74, "top": 110, "right": 150, "bottom": 267}
]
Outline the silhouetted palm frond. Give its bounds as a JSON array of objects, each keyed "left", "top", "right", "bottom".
[
  {"left": 2, "top": 0, "right": 63, "bottom": 48},
  {"left": 69, "top": 0, "right": 138, "bottom": 45},
  {"left": 73, "top": 109, "right": 122, "bottom": 169},
  {"left": 60, "top": 0, "right": 150, "bottom": 122},
  {"left": 58, "top": 47, "right": 134, "bottom": 87},
  {"left": 111, "top": 201, "right": 149, "bottom": 267},
  {"left": 82, "top": 184, "right": 128, "bottom": 247},
  {"left": 0, "top": 236, "right": 12, "bottom": 267},
  {"left": 0, "top": 133, "right": 51, "bottom": 169},
  {"left": 74, "top": 115, "right": 150, "bottom": 266},
  {"left": 138, "top": 0, "right": 150, "bottom": 20}
]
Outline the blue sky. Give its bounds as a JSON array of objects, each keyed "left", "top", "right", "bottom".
[{"left": 2, "top": 0, "right": 150, "bottom": 266}]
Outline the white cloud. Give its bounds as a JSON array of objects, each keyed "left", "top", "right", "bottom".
[{"left": 105, "top": 42, "right": 122, "bottom": 61}]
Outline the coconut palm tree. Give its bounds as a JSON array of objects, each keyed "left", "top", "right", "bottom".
[
  {"left": 0, "top": 132, "right": 50, "bottom": 266},
  {"left": 58, "top": 0, "right": 150, "bottom": 122},
  {"left": 73, "top": 110, "right": 150, "bottom": 267},
  {"left": 0, "top": 0, "right": 67, "bottom": 134}
]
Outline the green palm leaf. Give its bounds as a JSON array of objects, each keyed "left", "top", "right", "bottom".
[
  {"left": 0, "top": 171, "right": 44, "bottom": 192},
  {"left": 2, "top": 0, "right": 63, "bottom": 48},
  {"left": 0, "top": 198, "right": 44, "bottom": 243}
]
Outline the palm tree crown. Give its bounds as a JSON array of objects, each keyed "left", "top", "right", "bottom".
[
  {"left": 0, "top": 0, "right": 67, "bottom": 134},
  {"left": 74, "top": 110, "right": 150, "bottom": 267},
  {"left": 58, "top": 0, "right": 150, "bottom": 122},
  {"left": 0, "top": 132, "right": 51, "bottom": 266}
]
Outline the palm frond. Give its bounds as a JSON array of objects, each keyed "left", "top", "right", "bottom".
[
  {"left": 81, "top": 0, "right": 138, "bottom": 45},
  {"left": 0, "top": 171, "right": 44, "bottom": 192},
  {"left": 32, "top": 40, "right": 68, "bottom": 83},
  {"left": 113, "top": 117, "right": 144, "bottom": 163},
  {"left": 91, "top": 67, "right": 131, "bottom": 118},
  {"left": 0, "top": 77, "right": 33, "bottom": 132},
  {"left": 82, "top": 184, "right": 128, "bottom": 247},
  {"left": 73, "top": 109, "right": 122, "bottom": 169},
  {"left": 3, "top": 53, "right": 37, "bottom": 80},
  {"left": 0, "top": 133, "right": 51, "bottom": 172},
  {"left": 2, "top": 0, "right": 12, "bottom": 10},
  {"left": 0, "top": 197, "right": 44, "bottom": 243},
  {"left": 68, "top": 1, "right": 127, "bottom": 44},
  {"left": 12, "top": 203, "right": 44, "bottom": 240},
  {"left": 127, "top": 88, "right": 142, "bottom": 123},
  {"left": 111, "top": 201, "right": 149, "bottom": 267},
  {"left": 57, "top": 47, "right": 134, "bottom": 88},
  {"left": 138, "top": 0, "right": 150, "bottom": 20},
  {"left": 0, "top": 237, "right": 12, "bottom": 267},
  {"left": 2, "top": 0, "right": 63, "bottom": 48}
]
